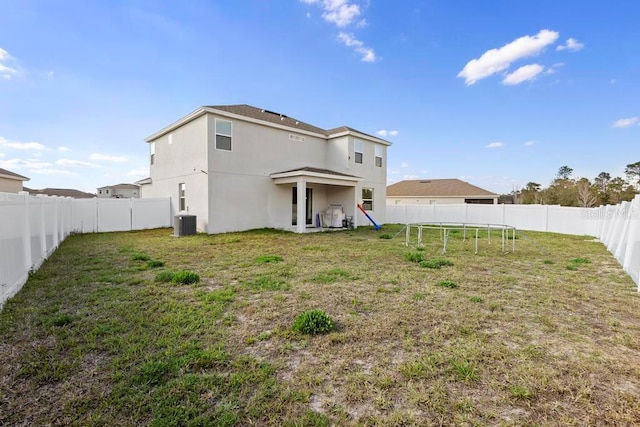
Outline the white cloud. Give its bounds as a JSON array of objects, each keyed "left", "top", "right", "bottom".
[
  {"left": 556, "top": 37, "right": 584, "bottom": 52},
  {"left": 30, "top": 169, "right": 78, "bottom": 176},
  {"left": 613, "top": 117, "right": 640, "bottom": 128},
  {"left": 304, "top": 0, "right": 362, "bottom": 27},
  {"left": 0, "top": 158, "right": 53, "bottom": 170},
  {"left": 0, "top": 47, "right": 18, "bottom": 79},
  {"left": 502, "top": 64, "right": 544, "bottom": 85},
  {"left": 376, "top": 129, "right": 399, "bottom": 137},
  {"left": 400, "top": 162, "right": 409, "bottom": 168},
  {"left": 58, "top": 146, "right": 71, "bottom": 152},
  {"left": 524, "top": 141, "right": 536, "bottom": 146},
  {"left": 89, "top": 153, "right": 128, "bottom": 162},
  {"left": 337, "top": 32, "right": 376, "bottom": 62},
  {"left": 55, "top": 159, "right": 98, "bottom": 168},
  {"left": 404, "top": 174, "right": 419, "bottom": 180},
  {"left": 486, "top": 142, "right": 504, "bottom": 148},
  {"left": 0, "top": 153, "right": 5, "bottom": 158},
  {"left": 0, "top": 137, "right": 46, "bottom": 151},
  {"left": 457, "top": 29, "right": 559, "bottom": 85}
]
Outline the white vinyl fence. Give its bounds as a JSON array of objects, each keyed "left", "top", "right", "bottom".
[
  {"left": 0, "top": 194, "right": 171, "bottom": 309},
  {"left": 386, "top": 196, "right": 640, "bottom": 288}
]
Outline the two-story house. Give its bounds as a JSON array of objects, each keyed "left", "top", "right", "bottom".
[{"left": 140, "top": 104, "right": 390, "bottom": 234}]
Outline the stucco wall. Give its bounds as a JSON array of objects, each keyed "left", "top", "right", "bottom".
[
  {"left": 144, "top": 114, "right": 209, "bottom": 232},
  {"left": 0, "top": 178, "right": 23, "bottom": 193}
]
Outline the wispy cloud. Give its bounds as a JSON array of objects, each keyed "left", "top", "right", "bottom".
[
  {"left": 89, "top": 153, "right": 128, "bottom": 162},
  {"left": 376, "top": 129, "right": 399, "bottom": 137},
  {"left": 337, "top": 32, "right": 376, "bottom": 62},
  {"left": 613, "top": 117, "right": 640, "bottom": 128},
  {"left": 0, "top": 136, "right": 46, "bottom": 151},
  {"left": 301, "top": 0, "right": 361, "bottom": 27},
  {"left": 486, "top": 142, "right": 504, "bottom": 148},
  {"left": 404, "top": 174, "right": 419, "bottom": 179},
  {"left": 458, "top": 29, "right": 558, "bottom": 85},
  {"left": 58, "top": 146, "right": 71, "bottom": 152},
  {"left": 524, "top": 141, "right": 536, "bottom": 146},
  {"left": 503, "top": 64, "right": 544, "bottom": 85},
  {"left": 55, "top": 159, "right": 98, "bottom": 168},
  {"left": 301, "top": 1, "right": 376, "bottom": 62},
  {"left": 400, "top": 162, "right": 409, "bottom": 168},
  {"left": 556, "top": 38, "right": 584, "bottom": 52},
  {"left": 0, "top": 48, "right": 18, "bottom": 80},
  {"left": 0, "top": 158, "right": 53, "bottom": 171}
]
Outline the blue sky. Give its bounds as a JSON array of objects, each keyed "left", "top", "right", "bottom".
[{"left": 1, "top": 0, "right": 638, "bottom": 194}]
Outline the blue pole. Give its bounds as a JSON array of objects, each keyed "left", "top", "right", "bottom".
[{"left": 357, "top": 204, "right": 381, "bottom": 230}]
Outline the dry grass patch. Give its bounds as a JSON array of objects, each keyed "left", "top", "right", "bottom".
[{"left": 1, "top": 226, "right": 640, "bottom": 425}]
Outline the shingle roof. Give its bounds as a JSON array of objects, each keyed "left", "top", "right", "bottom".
[
  {"left": 97, "top": 183, "right": 139, "bottom": 190},
  {"left": 0, "top": 167, "right": 29, "bottom": 181},
  {"left": 387, "top": 179, "right": 497, "bottom": 197},
  {"left": 208, "top": 104, "right": 328, "bottom": 135},
  {"left": 207, "top": 105, "right": 389, "bottom": 143},
  {"left": 272, "top": 166, "right": 360, "bottom": 178},
  {"left": 23, "top": 187, "right": 96, "bottom": 198}
]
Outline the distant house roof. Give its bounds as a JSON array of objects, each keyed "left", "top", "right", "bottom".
[
  {"left": 23, "top": 187, "right": 96, "bottom": 198},
  {"left": 387, "top": 179, "right": 498, "bottom": 197},
  {"left": 97, "top": 183, "right": 139, "bottom": 190},
  {"left": 145, "top": 104, "right": 391, "bottom": 146},
  {"left": 0, "top": 168, "right": 29, "bottom": 181}
]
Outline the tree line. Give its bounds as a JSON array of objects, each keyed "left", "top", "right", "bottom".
[{"left": 512, "top": 162, "right": 640, "bottom": 207}]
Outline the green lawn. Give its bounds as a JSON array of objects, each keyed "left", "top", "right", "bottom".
[{"left": 1, "top": 226, "right": 639, "bottom": 426}]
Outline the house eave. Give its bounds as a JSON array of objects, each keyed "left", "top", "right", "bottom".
[
  {"left": 328, "top": 130, "right": 392, "bottom": 146},
  {"left": 0, "top": 173, "right": 29, "bottom": 182},
  {"left": 270, "top": 170, "right": 363, "bottom": 187}
]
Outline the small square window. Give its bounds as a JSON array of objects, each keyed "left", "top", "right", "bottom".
[
  {"left": 362, "top": 187, "right": 373, "bottom": 211},
  {"left": 375, "top": 145, "right": 382, "bottom": 167}
]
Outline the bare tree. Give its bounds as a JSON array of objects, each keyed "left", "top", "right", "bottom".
[{"left": 576, "top": 179, "right": 597, "bottom": 207}]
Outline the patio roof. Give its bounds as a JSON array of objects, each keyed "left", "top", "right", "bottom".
[{"left": 270, "top": 167, "right": 362, "bottom": 186}]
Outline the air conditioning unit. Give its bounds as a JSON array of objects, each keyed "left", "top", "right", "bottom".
[{"left": 174, "top": 214, "right": 197, "bottom": 236}]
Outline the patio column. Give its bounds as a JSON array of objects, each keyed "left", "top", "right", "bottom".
[{"left": 296, "top": 178, "right": 306, "bottom": 233}]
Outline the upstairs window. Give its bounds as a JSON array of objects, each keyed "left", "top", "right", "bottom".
[
  {"left": 179, "top": 183, "right": 186, "bottom": 211},
  {"left": 375, "top": 145, "right": 382, "bottom": 167},
  {"left": 354, "top": 140, "right": 363, "bottom": 164},
  {"left": 362, "top": 188, "right": 373, "bottom": 211},
  {"left": 150, "top": 142, "right": 155, "bottom": 165},
  {"left": 215, "top": 119, "right": 232, "bottom": 151}
]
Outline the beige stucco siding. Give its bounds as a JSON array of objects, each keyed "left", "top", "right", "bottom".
[
  {"left": 144, "top": 114, "right": 209, "bottom": 231},
  {"left": 0, "top": 178, "right": 23, "bottom": 193}
]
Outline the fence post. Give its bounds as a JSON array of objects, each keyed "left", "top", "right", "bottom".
[{"left": 22, "top": 195, "right": 32, "bottom": 273}]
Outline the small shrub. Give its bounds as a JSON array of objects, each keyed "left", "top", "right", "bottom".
[
  {"left": 404, "top": 251, "right": 424, "bottom": 263},
  {"left": 508, "top": 384, "right": 534, "bottom": 400},
  {"left": 255, "top": 255, "right": 283, "bottom": 264},
  {"left": 45, "top": 314, "right": 74, "bottom": 327},
  {"left": 469, "top": 296, "right": 483, "bottom": 303},
  {"left": 293, "top": 310, "right": 335, "bottom": 335},
  {"left": 155, "top": 271, "right": 175, "bottom": 283},
  {"left": 569, "top": 257, "right": 590, "bottom": 264},
  {"left": 146, "top": 260, "right": 164, "bottom": 268},
  {"left": 172, "top": 270, "right": 200, "bottom": 285},
  {"left": 131, "top": 253, "right": 151, "bottom": 261},
  {"left": 155, "top": 270, "right": 200, "bottom": 284},
  {"left": 379, "top": 234, "right": 392, "bottom": 239},
  {"left": 543, "top": 259, "right": 554, "bottom": 265},
  {"left": 438, "top": 280, "right": 457, "bottom": 289}
]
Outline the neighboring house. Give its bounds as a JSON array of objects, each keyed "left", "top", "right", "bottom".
[
  {"left": 24, "top": 187, "right": 96, "bottom": 198},
  {"left": 97, "top": 184, "right": 140, "bottom": 199},
  {"left": 0, "top": 168, "right": 29, "bottom": 193},
  {"left": 387, "top": 179, "right": 498, "bottom": 205},
  {"left": 141, "top": 104, "right": 390, "bottom": 234}
]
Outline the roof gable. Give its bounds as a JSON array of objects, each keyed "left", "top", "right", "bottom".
[
  {"left": 0, "top": 167, "right": 29, "bottom": 181},
  {"left": 387, "top": 179, "right": 497, "bottom": 197}
]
